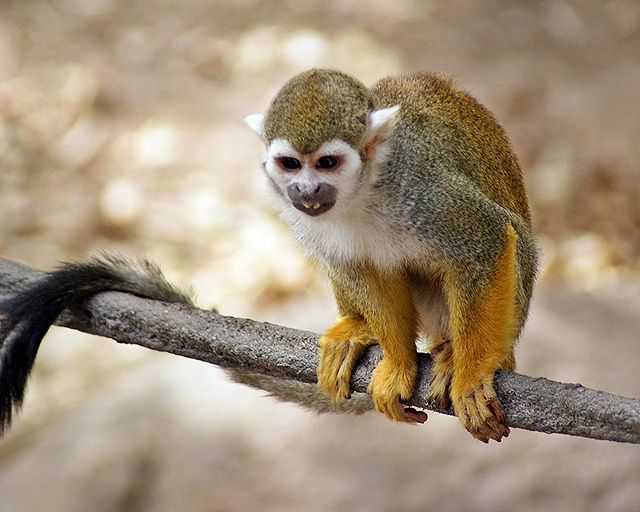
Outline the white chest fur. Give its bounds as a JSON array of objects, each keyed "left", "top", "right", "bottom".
[
  {"left": 283, "top": 203, "right": 449, "bottom": 344},
  {"left": 283, "top": 204, "right": 419, "bottom": 271}
]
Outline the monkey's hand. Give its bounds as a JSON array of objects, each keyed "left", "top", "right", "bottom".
[
  {"left": 367, "top": 357, "right": 426, "bottom": 424},
  {"left": 450, "top": 372, "right": 510, "bottom": 443},
  {"left": 318, "top": 314, "right": 426, "bottom": 424},
  {"left": 317, "top": 315, "right": 373, "bottom": 402}
]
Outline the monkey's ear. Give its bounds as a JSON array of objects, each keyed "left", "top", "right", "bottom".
[
  {"left": 244, "top": 114, "right": 264, "bottom": 136},
  {"left": 363, "top": 105, "right": 400, "bottom": 159}
]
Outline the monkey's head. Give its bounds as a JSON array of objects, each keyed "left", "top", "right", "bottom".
[{"left": 245, "top": 69, "right": 399, "bottom": 218}]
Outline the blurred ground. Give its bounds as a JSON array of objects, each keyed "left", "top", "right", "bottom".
[{"left": 0, "top": 0, "right": 640, "bottom": 511}]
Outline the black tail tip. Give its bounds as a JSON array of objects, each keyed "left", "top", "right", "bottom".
[{"left": 0, "top": 401, "right": 15, "bottom": 437}]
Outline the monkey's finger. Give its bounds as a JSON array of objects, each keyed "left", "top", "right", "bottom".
[
  {"left": 370, "top": 392, "right": 405, "bottom": 422},
  {"left": 335, "top": 350, "right": 356, "bottom": 392},
  {"left": 318, "top": 339, "right": 357, "bottom": 401},
  {"left": 439, "top": 380, "right": 451, "bottom": 409}
]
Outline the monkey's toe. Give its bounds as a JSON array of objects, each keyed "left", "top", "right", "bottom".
[
  {"left": 429, "top": 370, "right": 451, "bottom": 409},
  {"left": 428, "top": 340, "right": 453, "bottom": 409},
  {"left": 451, "top": 376, "right": 509, "bottom": 443}
]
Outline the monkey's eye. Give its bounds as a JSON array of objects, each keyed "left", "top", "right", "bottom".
[
  {"left": 316, "top": 156, "right": 338, "bottom": 169},
  {"left": 279, "top": 157, "right": 302, "bottom": 170}
]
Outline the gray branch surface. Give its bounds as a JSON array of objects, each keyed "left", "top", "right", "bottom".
[{"left": 1, "top": 257, "right": 640, "bottom": 443}]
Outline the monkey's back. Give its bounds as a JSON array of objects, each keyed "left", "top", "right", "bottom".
[{"left": 370, "top": 72, "right": 531, "bottom": 227}]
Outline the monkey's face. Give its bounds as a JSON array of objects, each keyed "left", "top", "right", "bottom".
[
  {"left": 245, "top": 95, "right": 400, "bottom": 220},
  {"left": 261, "top": 138, "right": 364, "bottom": 218}
]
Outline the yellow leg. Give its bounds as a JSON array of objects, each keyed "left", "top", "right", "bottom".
[{"left": 445, "top": 224, "right": 519, "bottom": 442}]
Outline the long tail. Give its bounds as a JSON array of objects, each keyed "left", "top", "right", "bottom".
[{"left": 0, "top": 255, "right": 192, "bottom": 434}]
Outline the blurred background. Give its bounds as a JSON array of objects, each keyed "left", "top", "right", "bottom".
[{"left": 1, "top": 0, "right": 640, "bottom": 510}]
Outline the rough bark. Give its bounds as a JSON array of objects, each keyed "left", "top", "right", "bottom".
[{"left": 1, "top": 257, "right": 639, "bottom": 443}]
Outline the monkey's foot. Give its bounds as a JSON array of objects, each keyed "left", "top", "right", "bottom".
[
  {"left": 367, "top": 357, "right": 426, "bottom": 424},
  {"left": 317, "top": 315, "right": 373, "bottom": 402},
  {"left": 450, "top": 373, "right": 510, "bottom": 443},
  {"left": 428, "top": 339, "right": 453, "bottom": 409}
]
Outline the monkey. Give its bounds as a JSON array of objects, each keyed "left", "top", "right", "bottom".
[
  {"left": 0, "top": 69, "right": 536, "bottom": 443},
  {"left": 245, "top": 69, "right": 537, "bottom": 442}
]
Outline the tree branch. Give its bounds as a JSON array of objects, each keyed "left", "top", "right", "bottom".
[{"left": 1, "top": 257, "right": 639, "bottom": 443}]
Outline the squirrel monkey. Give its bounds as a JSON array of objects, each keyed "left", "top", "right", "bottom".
[
  {"left": 246, "top": 69, "right": 537, "bottom": 442},
  {"left": 0, "top": 69, "right": 536, "bottom": 443}
]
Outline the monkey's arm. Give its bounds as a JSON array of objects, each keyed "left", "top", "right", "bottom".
[
  {"left": 319, "top": 265, "right": 427, "bottom": 423},
  {"left": 0, "top": 256, "right": 192, "bottom": 433}
]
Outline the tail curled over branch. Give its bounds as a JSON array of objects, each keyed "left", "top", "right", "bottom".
[{"left": 0, "top": 255, "right": 192, "bottom": 434}]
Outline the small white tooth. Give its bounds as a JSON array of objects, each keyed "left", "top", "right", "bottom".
[{"left": 312, "top": 203, "right": 321, "bottom": 209}]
